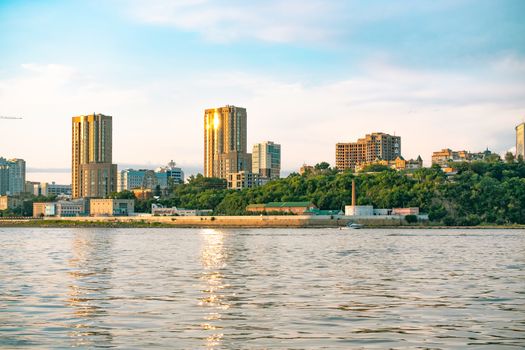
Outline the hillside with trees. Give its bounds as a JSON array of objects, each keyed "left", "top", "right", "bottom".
[{"left": 133, "top": 160, "right": 525, "bottom": 225}]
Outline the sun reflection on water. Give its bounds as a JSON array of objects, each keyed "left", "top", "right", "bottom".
[
  {"left": 65, "top": 231, "right": 113, "bottom": 348},
  {"left": 199, "top": 229, "right": 229, "bottom": 349}
]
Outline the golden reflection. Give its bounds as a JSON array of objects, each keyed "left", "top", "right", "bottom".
[
  {"left": 66, "top": 231, "right": 113, "bottom": 347},
  {"left": 213, "top": 112, "right": 220, "bottom": 130},
  {"left": 199, "top": 229, "right": 229, "bottom": 349}
]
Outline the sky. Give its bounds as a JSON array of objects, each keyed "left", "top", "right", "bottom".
[{"left": 0, "top": 0, "right": 524, "bottom": 183}]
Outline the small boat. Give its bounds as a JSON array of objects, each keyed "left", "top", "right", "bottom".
[{"left": 341, "top": 222, "right": 364, "bottom": 229}]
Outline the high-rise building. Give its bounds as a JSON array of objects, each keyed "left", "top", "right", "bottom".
[
  {"left": 204, "top": 105, "right": 251, "bottom": 179},
  {"left": 517, "top": 123, "right": 525, "bottom": 159},
  {"left": 72, "top": 113, "right": 117, "bottom": 198},
  {"left": 252, "top": 141, "right": 281, "bottom": 180},
  {"left": 0, "top": 157, "right": 26, "bottom": 195},
  {"left": 336, "top": 132, "right": 401, "bottom": 171}
]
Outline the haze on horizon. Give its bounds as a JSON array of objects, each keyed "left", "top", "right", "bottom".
[{"left": 1, "top": 0, "right": 524, "bottom": 184}]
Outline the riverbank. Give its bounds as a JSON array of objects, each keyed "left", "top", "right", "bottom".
[{"left": 0, "top": 215, "right": 523, "bottom": 229}]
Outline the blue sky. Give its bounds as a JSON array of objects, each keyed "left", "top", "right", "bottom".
[{"left": 1, "top": 0, "right": 524, "bottom": 183}]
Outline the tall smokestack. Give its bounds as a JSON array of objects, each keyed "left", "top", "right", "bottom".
[{"left": 352, "top": 179, "right": 356, "bottom": 207}]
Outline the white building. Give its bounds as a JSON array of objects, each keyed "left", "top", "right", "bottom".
[
  {"left": 151, "top": 204, "right": 212, "bottom": 216},
  {"left": 345, "top": 205, "right": 374, "bottom": 216}
]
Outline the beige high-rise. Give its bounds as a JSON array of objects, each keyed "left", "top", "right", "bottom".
[
  {"left": 72, "top": 114, "right": 117, "bottom": 198},
  {"left": 204, "top": 106, "right": 251, "bottom": 179},
  {"left": 516, "top": 123, "right": 525, "bottom": 160}
]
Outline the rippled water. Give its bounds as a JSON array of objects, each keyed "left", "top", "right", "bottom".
[{"left": 0, "top": 228, "right": 524, "bottom": 349}]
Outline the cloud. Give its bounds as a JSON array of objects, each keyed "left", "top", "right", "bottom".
[
  {"left": 122, "top": 0, "right": 341, "bottom": 43},
  {"left": 120, "top": 0, "right": 473, "bottom": 45},
  {"left": 1, "top": 59, "right": 523, "bottom": 182}
]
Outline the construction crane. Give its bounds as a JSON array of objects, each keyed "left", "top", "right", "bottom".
[{"left": 0, "top": 116, "right": 23, "bottom": 120}]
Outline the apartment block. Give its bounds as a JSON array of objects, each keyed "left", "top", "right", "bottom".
[
  {"left": 72, "top": 113, "right": 117, "bottom": 198},
  {"left": 252, "top": 141, "right": 281, "bottom": 180},
  {"left": 336, "top": 132, "right": 401, "bottom": 171},
  {"left": 204, "top": 105, "right": 251, "bottom": 179},
  {"left": 0, "top": 157, "right": 26, "bottom": 195},
  {"left": 227, "top": 171, "right": 259, "bottom": 190}
]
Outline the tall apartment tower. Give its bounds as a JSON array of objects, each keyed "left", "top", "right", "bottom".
[
  {"left": 336, "top": 132, "right": 401, "bottom": 171},
  {"left": 72, "top": 113, "right": 117, "bottom": 198},
  {"left": 516, "top": 122, "right": 525, "bottom": 159},
  {"left": 0, "top": 157, "right": 26, "bottom": 195},
  {"left": 204, "top": 105, "right": 251, "bottom": 179},
  {"left": 252, "top": 141, "right": 281, "bottom": 180}
]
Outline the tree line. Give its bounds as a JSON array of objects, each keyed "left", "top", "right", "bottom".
[{"left": 124, "top": 159, "right": 525, "bottom": 225}]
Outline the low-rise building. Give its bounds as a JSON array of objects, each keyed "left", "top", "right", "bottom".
[
  {"left": 25, "top": 182, "right": 72, "bottom": 197},
  {"left": 299, "top": 164, "right": 314, "bottom": 175},
  {"left": 0, "top": 195, "right": 21, "bottom": 211},
  {"left": 345, "top": 205, "right": 374, "bottom": 216},
  {"left": 151, "top": 204, "right": 212, "bottom": 216},
  {"left": 33, "top": 202, "right": 55, "bottom": 217},
  {"left": 246, "top": 202, "right": 316, "bottom": 215},
  {"left": 432, "top": 148, "right": 497, "bottom": 166},
  {"left": 89, "top": 199, "right": 134, "bottom": 216},
  {"left": 227, "top": 171, "right": 259, "bottom": 190},
  {"left": 118, "top": 161, "right": 185, "bottom": 192},
  {"left": 156, "top": 160, "right": 185, "bottom": 185},
  {"left": 392, "top": 207, "right": 420, "bottom": 216},
  {"left": 56, "top": 199, "right": 87, "bottom": 217},
  {"left": 345, "top": 205, "right": 420, "bottom": 217},
  {"left": 42, "top": 182, "right": 72, "bottom": 197},
  {"left": 132, "top": 188, "right": 153, "bottom": 200},
  {"left": 33, "top": 199, "right": 88, "bottom": 217},
  {"left": 306, "top": 208, "right": 344, "bottom": 216},
  {"left": 356, "top": 156, "right": 423, "bottom": 172},
  {"left": 25, "top": 181, "right": 40, "bottom": 195},
  {"left": 395, "top": 156, "right": 423, "bottom": 170}
]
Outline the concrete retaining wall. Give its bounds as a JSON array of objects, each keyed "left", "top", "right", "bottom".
[{"left": 44, "top": 215, "right": 407, "bottom": 228}]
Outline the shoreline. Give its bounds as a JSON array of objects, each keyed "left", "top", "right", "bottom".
[{"left": 0, "top": 216, "right": 523, "bottom": 229}]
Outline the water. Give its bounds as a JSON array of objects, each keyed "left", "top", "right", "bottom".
[{"left": 0, "top": 228, "right": 524, "bottom": 349}]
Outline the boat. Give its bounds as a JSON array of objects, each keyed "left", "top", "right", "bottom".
[{"left": 341, "top": 222, "right": 364, "bottom": 229}]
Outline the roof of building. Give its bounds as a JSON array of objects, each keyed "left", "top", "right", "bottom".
[
  {"left": 306, "top": 208, "right": 343, "bottom": 215},
  {"left": 265, "top": 201, "right": 314, "bottom": 208},
  {"left": 247, "top": 201, "right": 315, "bottom": 209}
]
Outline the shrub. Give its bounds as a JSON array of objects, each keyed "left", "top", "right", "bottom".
[{"left": 405, "top": 215, "right": 418, "bottom": 224}]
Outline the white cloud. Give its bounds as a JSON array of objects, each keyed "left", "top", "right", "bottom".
[
  {"left": 122, "top": 0, "right": 340, "bottom": 43},
  {"left": 119, "top": 0, "right": 469, "bottom": 44},
  {"left": 1, "top": 60, "right": 523, "bottom": 182}
]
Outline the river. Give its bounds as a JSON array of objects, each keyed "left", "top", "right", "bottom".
[{"left": 0, "top": 228, "right": 524, "bottom": 349}]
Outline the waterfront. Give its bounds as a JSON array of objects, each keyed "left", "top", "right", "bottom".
[{"left": 1, "top": 228, "right": 524, "bottom": 349}]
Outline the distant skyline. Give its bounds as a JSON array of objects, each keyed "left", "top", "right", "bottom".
[{"left": 1, "top": 0, "right": 524, "bottom": 184}]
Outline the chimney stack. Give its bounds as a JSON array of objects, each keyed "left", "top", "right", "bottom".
[{"left": 352, "top": 179, "right": 356, "bottom": 206}]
